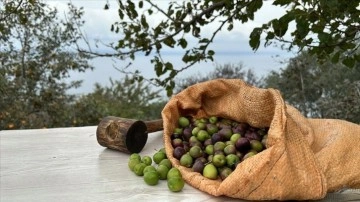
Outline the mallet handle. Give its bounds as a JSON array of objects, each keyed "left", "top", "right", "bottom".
[{"left": 144, "top": 119, "right": 163, "bottom": 133}]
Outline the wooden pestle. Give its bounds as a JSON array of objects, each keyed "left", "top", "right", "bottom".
[{"left": 96, "top": 116, "right": 163, "bottom": 153}]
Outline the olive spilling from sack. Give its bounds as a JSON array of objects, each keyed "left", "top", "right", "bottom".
[{"left": 172, "top": 116, "right": 269, "bottom": 180}]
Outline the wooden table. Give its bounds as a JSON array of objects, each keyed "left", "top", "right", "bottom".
[{"left": 1, "top": 126, "right": 359, "bottom": 202}]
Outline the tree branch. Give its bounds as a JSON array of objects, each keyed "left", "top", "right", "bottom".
[
  {"left": 0, "top": 0, "right": 24, "bottom": 22},
  {"left": 78, "top": 1, "right": 227, "bottom": 58},
  {"left": 176, "top": 16, "right": 229, "bottom": 74},
  {"left": 144, "top": 0, "right": 176, "bottom": 23}
]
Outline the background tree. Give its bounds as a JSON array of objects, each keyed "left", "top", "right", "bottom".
[
  {"left": 0, "top": 1, "right": 92, "bottom": 129},
  {"left": 264, "top": 51, "right": 360, "bottom": 123},
  {"left": 174, "top": 62, "right": 262, "bottom": 94},
  {"left": 72, "top": 75, "right": 166, "bottom": 126},
  {"left": 84, "top": 0, "right": 360, "bottom": 96}
]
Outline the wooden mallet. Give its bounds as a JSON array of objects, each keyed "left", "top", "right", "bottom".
[{"left": 96, "top": 116, "right": 163, "bottom": 153}]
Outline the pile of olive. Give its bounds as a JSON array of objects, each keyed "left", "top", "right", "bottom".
[{"left": 171, "top": 116, "right": 268, "bottom": 180}]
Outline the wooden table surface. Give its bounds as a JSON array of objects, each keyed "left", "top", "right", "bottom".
[{"left": 1, "top": 126, "right": 359, "bottom": 202}]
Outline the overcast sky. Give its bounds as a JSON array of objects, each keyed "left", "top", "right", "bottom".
[{"left": 46, "top": 0, "right": 296, "bottom": 95}]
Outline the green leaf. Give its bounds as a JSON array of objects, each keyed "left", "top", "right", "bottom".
[
  {"left": 249, "top": 28, "right": 262, "bottom": 50},
  {"left": 126, "top": 1, "right": 138, "bottom": 19},
  {"left": 355, "top": 54, "right": 360, "bottom": 62},
  {"left": 247, "top": 0, "right": 263, "bottom": 13},
  {"left": 168, "top": 8, "right": 174, "bottom": 16},
  {"left": 273, "top": 0, "right": 292, "bottom": 6},
  {"left": 155, "top": 42, "right": 162, "bottom": 51},
  {"left": 199, "top": 38, "right": 210, "bottom": 43},
  {"left": 307, "top": 11, "right": 318, "bottom": 23},
  {"left": 272, "top": 19, "right": 288, "bottom": 37},
  {"left": 264, "top": 31, "right": 275, "bottom": 47},
  {"left": 175, "top": 10, "right": 181, "bottom": 19},
  {"left": 117, "top": 40, "right": 124, "bottom": 48},
  {"left": 208, "top": 50, "right": 215, "bottom": 56},
  {"left": 227, "top": 23, "right": 233, "bottom": 31},
  {"left": 265, "top": 32, "right": 275, "bottom": 40},
  {"left": 295, "top": 18, "right": 310, "bottom": 39},
  {"left": 184, "top": 25, "right": 191, "bottom": 33},
  {"left": 179, "top": 38, "right": 187, "bottom": 49},
  {"left": 163, "top": 37, "right": 175, "bottom": 47},
  {"left": 192, "top": 26, "right": 200, "bottom": 37},
  {"left": 141, "top": 15, "right": 148, "bottom": 29},
  {"left": 118, "top": 10, "right": 124, "bottom": 19},
  {"left": 19, "top": 14, "right": 28, "bottom": 24},
  {"left": 182, "top": 52, "right": 190, "bottom": 63},
  {"left": 186, "top": 2, "right": 192, "bottom": 10},
  {"left": 165, "top": 62, "right": 173, "bottom": 71},
  {"left": 342, "top": 57, "right": 355, "bottom": 68},
  {"left": 153, "top": 25, "right": 162, "bottom": 38},
  {"left": 155, "top": 61, "right": 163, "bottom": 77},
  {"left": 166, "top": 86, "right": 173, "bottom": 97},
  {"left": 199, "top": 45, "right": 206, "bottom": 50},
  {"left": 339, "top": 42, "right": 356, "bottom": 51},
  {"left": 318, "top": 32, "right": 330, "bottom": 43},
  {"left": 169, "top": 70, "right": 177, "bottom": 78},
  {"left": 138, "top": 1, "right": 143, "bottom": 8},
  {"left": 345, "top": 26, "right": 357, "bottom": 38},
  {"left": 312, "top": 21, "right": 325, "bottom": 33},
  {"left": 119, "top": 2, "right": 125, "bottom": 10},
  {"left": 331, "top": 51, "right": 340, "bottom": 63},
  {"left": 130, "top": 53, "right": 135, "bottom": 60}
]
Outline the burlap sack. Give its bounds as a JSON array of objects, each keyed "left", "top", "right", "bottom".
[{"left": 161, "top": 78, "right": 360, "bottom": 200}]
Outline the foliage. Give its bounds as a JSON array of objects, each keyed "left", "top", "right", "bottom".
[
  {"left": 0, "top": 1, "right": 92, "bottom": 129},
  {"left": 72, "top": 75, "right": 166, "bottom": 126},
  {"left": 174, "top": 62, "right": 262, "bottom": 94},
  {"left": 86, "top": 0, "right": 360, "bottom": 96},
  {"left": 251, "top": 0, "right": 360, "bottom": 68},
  {"left": 264, "top": 51, "right": 360, "bottom": 123}
]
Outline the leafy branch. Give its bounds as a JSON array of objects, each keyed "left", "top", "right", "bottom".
[
  {"left": 77, "top": 0, "right": 359, "bottom": 96},
  {"left": 78, "top": 0, "right": 263, "bottom": 96},
  {"left": 250, "top": 0, "right": 360, "bottom": 68}
]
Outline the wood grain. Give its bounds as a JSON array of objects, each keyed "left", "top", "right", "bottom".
[{"left": 96, "top": 116, "right": 163, "bottom": 153}]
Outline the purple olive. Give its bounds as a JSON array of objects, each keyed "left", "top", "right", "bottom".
[
  {"left": 218, "top": 128, "right": 232, "bottom": 140},
  {"left": 235, "top": 137, "right": 251, "bottom": 152},
  {"left": 173, "top": 146, "right": 186, "bottom": 160},
  {"left": 192, "top": 159, "right": 205, "bottom": 173},
  {"left": 244, "top": 131, "right": 261, "bottom": 141},
  {"left": 195, "top": 156, "right": 207, "bottom": 164},
  {"left": 217, "top": 122, "right": 232, "bottom": 129},
  {"left": 182, "top": 127, "right": 193, "bottom": 141},
  {"left": 211, "top": 133, "right": 223, "bottom": 144},
  {"left": 232, "top": 122, "right": 248, "bottom": 135}
]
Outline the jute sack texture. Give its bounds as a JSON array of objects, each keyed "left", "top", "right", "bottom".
[{"left": 162, "top": 78, "right": 360, "bottom": 200}]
